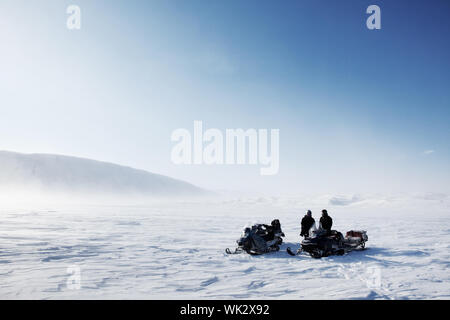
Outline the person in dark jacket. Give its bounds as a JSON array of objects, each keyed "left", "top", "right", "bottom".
[
  {"left": 319, "top": 209, "right": 333, "bottom": 233},
  {"left": 300, "top": 210, "right": 315, "bottom": 237},
  {"left": 262, "top": 219, "right": 285, "bottom": 241}
]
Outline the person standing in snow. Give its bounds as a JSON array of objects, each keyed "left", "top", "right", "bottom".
[
  {"left": 300, "top": 210, "right": 315, "bottom": 237},
  {"left": 319, "top": 209, "right": 333, "bottom": 233}
]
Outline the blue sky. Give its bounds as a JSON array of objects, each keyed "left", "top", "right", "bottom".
[{"left": 0, "top": 0, "right": 449, "bottom": 194}]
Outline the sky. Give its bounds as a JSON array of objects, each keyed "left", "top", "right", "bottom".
[{"left": 0, "top": 0, "right": 449, "bottom": 194}]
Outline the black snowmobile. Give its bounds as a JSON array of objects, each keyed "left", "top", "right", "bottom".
[
  {"left": 226, "top": 219, "right": 285, "bottom": 255},
  {"left": 287, "top": 229, "right": 368, "bottom": 258}
]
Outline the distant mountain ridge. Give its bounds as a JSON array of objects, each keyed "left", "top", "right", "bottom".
[{"left": 0, "top": 151, "right": 206, "bottom": 197}]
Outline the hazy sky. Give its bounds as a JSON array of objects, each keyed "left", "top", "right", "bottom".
[{"left": 1, "top": 0, "right": 449, "bottom": 194}]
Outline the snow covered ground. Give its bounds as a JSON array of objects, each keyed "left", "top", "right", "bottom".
[{"left": 0, "top": 194, "right": 449, "bottom": 299}]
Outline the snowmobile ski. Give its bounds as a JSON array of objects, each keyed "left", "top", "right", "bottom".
[
  {"left": 225, "top": 248, "right": 242, "bottom": 254},
  {"left": 286, "top": 247, "right": 302, "bottom": 256}
]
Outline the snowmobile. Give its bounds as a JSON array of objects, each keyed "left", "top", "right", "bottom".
[
  {"left": 226, "top": 220, "right": 285, "bottom": 255},
  {"left": 287, "top": 228, "right": 368, "bottom": 258}
]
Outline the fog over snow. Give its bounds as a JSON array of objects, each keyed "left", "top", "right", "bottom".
[{"left": 0, "top": 151, "right": 207, "bottom": 202}]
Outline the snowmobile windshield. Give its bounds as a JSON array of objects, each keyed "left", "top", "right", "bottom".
[{"left": 308, "top": 222, "right": 318, "bottom": 238}]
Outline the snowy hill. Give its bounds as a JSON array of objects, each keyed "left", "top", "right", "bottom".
[{"left": 0, "top": 151, "right": 206, "bottom": 197}]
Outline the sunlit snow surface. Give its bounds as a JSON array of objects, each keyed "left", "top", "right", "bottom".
[{"left": 0, "top": 194, "right": 449, "bottom": 299}]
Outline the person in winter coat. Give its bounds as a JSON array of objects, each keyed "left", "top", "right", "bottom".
[
  {"left": 300, "top": 210, "right": 315, "bottom": 237},
  {"left": 262, "top": 219, "right": 285, "bottom": 241},
  {"left": 319, "top": 209, "right": 333, "bottom": 233}
]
